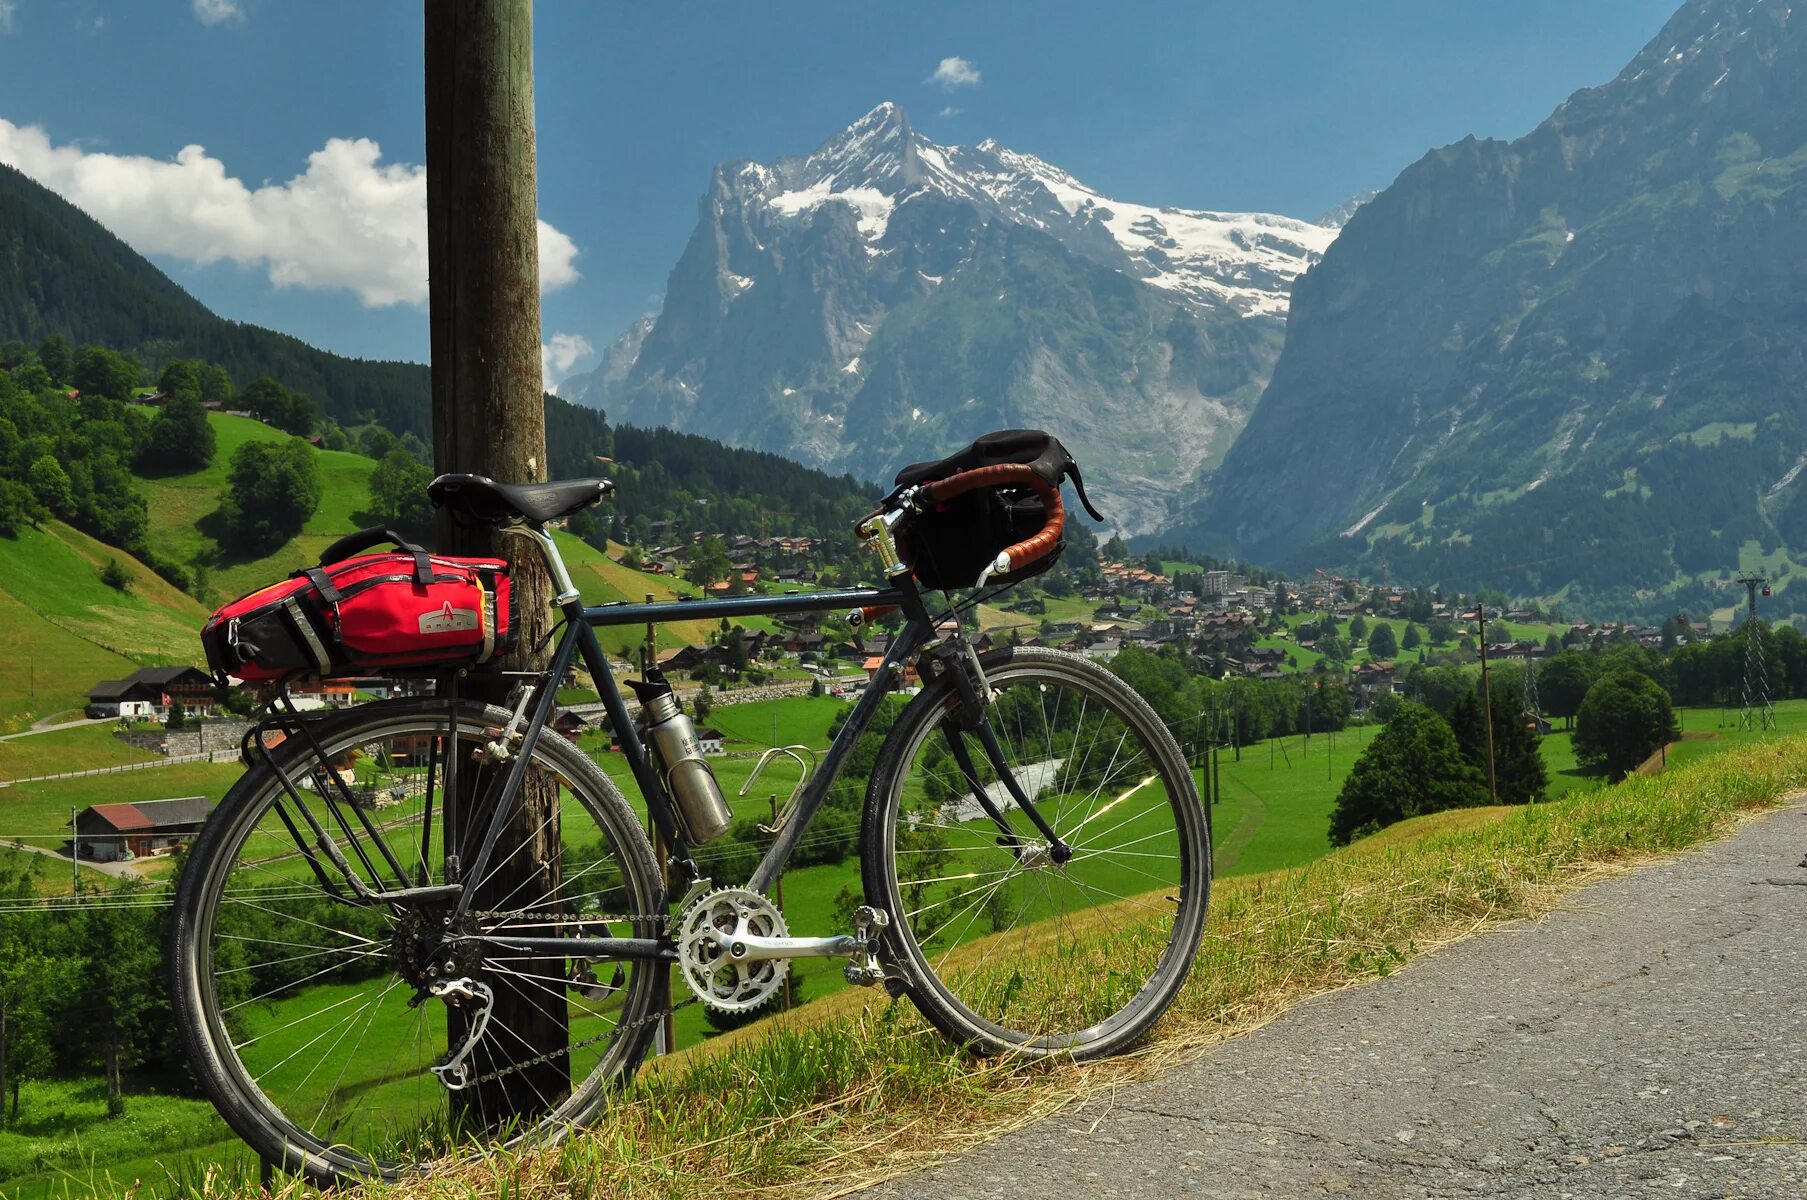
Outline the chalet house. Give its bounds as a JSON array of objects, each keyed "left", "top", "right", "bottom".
[
  {"left": 86, "top": 666, "right": 216, "bottom": 719},
  {"left": 696, "top": 727, "right": 725, "bottom": 755},
  {"left": 289, "top": 678, "right": 359, "bottom": 710},
  {"left": 72, "top": 796, "right": 214, "bottom": 862},
  {"left": 1081, "top": 637, "right": 1123, "bottom": 662},
  {"left": 659, "top": 645, "right": 713, "bottom": 673}
]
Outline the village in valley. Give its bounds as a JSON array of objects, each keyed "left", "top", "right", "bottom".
[{"left": 46, "top": 517, "right": 1700, "bottom": 876}]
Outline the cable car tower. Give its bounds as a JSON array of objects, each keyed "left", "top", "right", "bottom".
[{"left": 1736, "top": 573, "right": 1776, "bottom": 732}]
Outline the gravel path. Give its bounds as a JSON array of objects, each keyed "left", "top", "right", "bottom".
[{"left": 863, "top": 803, "right": 1807, "bottom": 1199}]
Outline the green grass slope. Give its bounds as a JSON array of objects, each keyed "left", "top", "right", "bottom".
[
  {"left": 137, "top": 412, "right": 380, "bottom": 601},
  {"left": 0, "top": 521, "right": 211, "bottom": 731}
]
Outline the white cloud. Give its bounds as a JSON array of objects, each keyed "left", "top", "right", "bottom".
[
  {"left": 937, "top": 106, "right": 962, "bottom": 119},
  {"left": 193, "top": 0, "right": 242, "bottom": 25},
  {"left": 0, "top": 120, "right": 580, "bottom": 307},
  {"left": 929, "top": 56, "right": 981, "bottom": 89},
  {"left": 541, "top": 332, "right": 594, "bottom": 393},
  {"left": 0, "top": 2, "right": 16, "bottom": 35}
]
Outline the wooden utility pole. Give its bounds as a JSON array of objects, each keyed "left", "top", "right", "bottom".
[
  {"left": 1476, "top": 602, "right": 1498, "bottom": 805},
  {"left": 425, "top": 0, "right": 567, "bottom": 1123}
]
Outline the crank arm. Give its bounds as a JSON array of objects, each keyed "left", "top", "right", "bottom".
[{"left": 711, "top": 931, "right": 859, "bottom": 963}]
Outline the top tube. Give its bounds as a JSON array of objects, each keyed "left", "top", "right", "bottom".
[{"left": 582, "top": 585, "right": 909, "bottom": 628}]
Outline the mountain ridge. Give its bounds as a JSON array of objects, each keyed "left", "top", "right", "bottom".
[
  {"left": 1168, "top": 0, "right": 1807, "bottom": 622},
  {"left": 562, "top": 104, "right": 1335, "bottom": 535}
]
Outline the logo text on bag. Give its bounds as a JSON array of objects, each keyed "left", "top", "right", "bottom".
[{"left": 420, "top": 602, "right": 480, "bottom": 635}]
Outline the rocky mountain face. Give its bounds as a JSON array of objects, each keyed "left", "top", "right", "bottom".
[
  {"left": 1174, "top": 0, "right": 1807, "bottom": 621},
  {"left": 563, "top": 104, "right": 1334, "bottom": 534}
]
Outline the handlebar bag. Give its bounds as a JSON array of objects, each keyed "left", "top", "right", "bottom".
[
  {"left": 887, "top": 429, "right": 1104, "bottom": 590},
  {"left": 201, "top": 526, "right": 515, "bottom": 684}
]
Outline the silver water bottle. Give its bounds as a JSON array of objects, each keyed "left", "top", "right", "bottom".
[{"left": 630, "top": 677, "right": 732, "bottom": 845}]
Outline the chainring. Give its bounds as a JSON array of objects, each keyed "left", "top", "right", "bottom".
[{"left": 675, "top": 887, "right": 789, "bottom": 1013}]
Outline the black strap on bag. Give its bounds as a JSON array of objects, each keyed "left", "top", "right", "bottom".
[{"left": 311, "top": 526, "right": 433, "bottom": 585}]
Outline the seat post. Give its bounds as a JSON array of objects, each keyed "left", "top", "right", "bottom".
[{"left": 519, "top": 524, "right": 581, "bottom": 605}]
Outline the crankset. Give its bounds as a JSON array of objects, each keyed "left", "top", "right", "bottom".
[{"left": 674, "top": 888, "right": 900, "bottom": 1010}]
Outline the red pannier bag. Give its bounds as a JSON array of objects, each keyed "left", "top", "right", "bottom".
[{"left": 201, "top": 527, "right": 515, "bottom": 684}]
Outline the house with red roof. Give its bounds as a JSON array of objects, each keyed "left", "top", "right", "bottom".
[{"left": 71, "top": 796, "right": 215, "bottom": 862}]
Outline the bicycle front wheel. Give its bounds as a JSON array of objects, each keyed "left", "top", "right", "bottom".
[
  {"left": 861, "top": 647, "right": 1209, "bottom": 1059},
  {"left": 169, "top": 698, "right": 664, "bottom": 1184}
]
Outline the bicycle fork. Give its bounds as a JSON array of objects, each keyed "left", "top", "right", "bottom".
[{"left": 926, "top": 641, "right": 1072, "bottom": 866}]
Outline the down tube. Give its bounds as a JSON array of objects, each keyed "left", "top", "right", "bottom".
[
  {"left": 746, "top": 617, "right": 930, "bottom": 895},
  {"left": 571, "top": 616, "right": 686, "bottom": 850}
]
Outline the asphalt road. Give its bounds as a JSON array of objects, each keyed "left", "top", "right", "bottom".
[{"left": 862, "top": 804, "right": 1807, "bottom": 1200}]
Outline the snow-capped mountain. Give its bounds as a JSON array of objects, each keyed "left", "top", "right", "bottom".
[
  {"left": 563, "top": 104, "right": 1336, "bottom": 533},
  {"left": 729, "top": 102, "right": 1333, "bottom": 317}
]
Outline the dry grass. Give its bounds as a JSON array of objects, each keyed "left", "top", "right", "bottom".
[{"left": 190, "top": 734, "right": 1807, "bottom": 1200}]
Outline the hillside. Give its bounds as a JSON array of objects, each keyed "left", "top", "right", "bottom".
[
  {"left": 0, "top": 157, "right": 617, "bottom": 480},
  {"left": 563, "top": 103, "right": 1334, "bottom": 535},
  {"left": 0, "top": 407, "right": 818, "bottom": 728},
  {"left": 0, "top": 520, "right": 209, "bottom": 730},
  {"left": 1172, "top": 0, "right": 1807, "bottom": 622}
]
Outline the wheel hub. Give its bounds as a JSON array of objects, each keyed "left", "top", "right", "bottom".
[{"left": 389, "top": 905, "right": 482, "bottom": 989}]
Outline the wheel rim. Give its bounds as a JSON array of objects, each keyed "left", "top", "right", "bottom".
[
  {"left": 877, "top": 658, "right": 1206, "bottom": 1052},
  {"left": 187, "top": 708, "right": 658, "bottom": 1176}
]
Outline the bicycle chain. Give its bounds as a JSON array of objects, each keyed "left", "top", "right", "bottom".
[{"left": 450, "top": 907, "right": 694, "bottom": 1091}]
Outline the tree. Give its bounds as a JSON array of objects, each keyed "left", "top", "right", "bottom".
[
  {"left": 1574, "top": 670, "right": 1677, "bottom": 781},
  {"left": 219, "top": 438, "right": 322, "bottom": 553},
  {"left": 1537, "top": 651, "right": 1602, "bottom": 730},
  {"left": 1348, "top": 614, "right": 1368, "bottom": 641},
  {"left": 1447, "top": 678, "right": 1546, "bottom": 804},
  {"left": 1102, "top": 534, "right": 1130, "bottom": 562},
  {"left": 37, "top": 334, "right": 71, "bottom": 384},
  {"left": 99, "top": 559, "right": 131, "bottom": 591},
  {"left": 1427, "top": 617, "right": 1457, "bottom": 645},
  {"left": 0, "top": 858, "right": 54, "bottom": 1126},
  {"left": 241, "top": 377, "right": 316, "bottom": 435},
  {"left": 198, "top": 362, "right": 233, "bottom": 409},
  {"left": 1328, "top": 703, "right": 1486, "bottom": 845},
  {"left": 61, "top": 896, "right": 168, "bottom": 1116},
  {"left": 684, "top": 536, "right": 731, "bottom": 588},
  {"left": 366, "top": 448, "right": 435, "bottom": 532},
  {"left": 1367, "top": 623, "right": 1398, "bottom": 659},
  {"left": 1401, "top": 623, "right": 1422, "bottom": 651},
  {"left": 0, "top": 479, "right": 45, "bottom": 537},
  {"left": 156, "top": 360, "right": 201, "bottom": 406},
  {"left": 141, "top": 394, "right": 216, "bottom": 473},
  {"left": 26, "top": 454, "right": 74, "bottom": 519},
  {"left": 70, "top": 345, "right": 139, "bottom": 402}
]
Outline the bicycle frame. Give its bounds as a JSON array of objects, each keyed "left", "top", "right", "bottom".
[{"left": 279, "top": 526, "right": 935, "bottom": 965}]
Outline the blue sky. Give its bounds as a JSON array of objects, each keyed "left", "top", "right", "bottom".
[{"left": 0, "top": 0, "right": 1679, "bottom": 385}]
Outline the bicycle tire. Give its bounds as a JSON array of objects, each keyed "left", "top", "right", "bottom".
[
  {"left": 168, "top": 698, "right": 664, "bottom": 1184},
  {"left": 860, "top": 646, "right": 1209, "bottom": 1059}
]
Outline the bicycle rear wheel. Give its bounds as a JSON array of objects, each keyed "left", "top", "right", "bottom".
[
  {"left": 169, "top": 698, "right": 664, "bottom": 1184},
  {"left": 860, "top": 647, "right": 1209, "bottom": 1058}
]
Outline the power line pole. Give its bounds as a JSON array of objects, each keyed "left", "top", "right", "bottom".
[
  {"left": 1476, "top": 599, "right": 1497, "bottom": 805},
  {"left": 1736, "top": 574, "right": 1776, "bottom": 732},
  {"left": 425, "top": 0, "right": 566, "bottom": 1123}
]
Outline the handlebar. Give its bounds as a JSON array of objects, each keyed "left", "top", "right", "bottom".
[{"left": 919, "top": 464, "right": 1066, "bottom": 587}]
